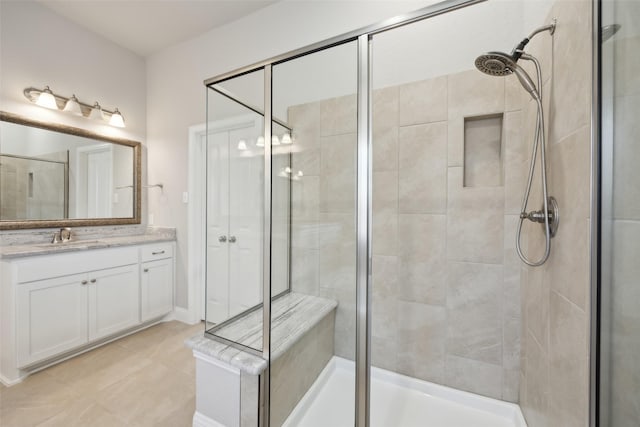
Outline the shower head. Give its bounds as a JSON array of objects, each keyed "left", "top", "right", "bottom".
[
  {"left": 601, "top": 24, "right": 621, "bottom": 42},
  {"left": 475, "top": 51, "right": 539, "bottom": 100}
]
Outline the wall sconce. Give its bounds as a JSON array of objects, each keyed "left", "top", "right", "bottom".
[{"left": 24, "top": 86, "right": 126, "bottom": 128}]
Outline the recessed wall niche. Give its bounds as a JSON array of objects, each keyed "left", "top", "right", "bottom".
[{"left": 463, "top": 113, "right": 504, "bottom": 188}]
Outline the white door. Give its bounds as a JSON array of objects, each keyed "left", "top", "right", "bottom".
[
  {"left": 206, "top": 131, "right": 231, "bottom": 323},
  {"left": 141, "top": 258, "right": 174, "bottom": 322},
  {"left": 16, "top": 273, "right": 89, "bottom": 367},
  {"left": 88, "top": 264, "right": 140, "bottom": 340},
  {"left": 228, "top": 127, "right": 263, "bottom": 317},
  {"left": 205, "top": 120, "right": 263, "bottom": 324}
]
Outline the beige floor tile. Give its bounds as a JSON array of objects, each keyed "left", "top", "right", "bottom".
[{"left": 1, "top": 321, "right": 201, "bottom": 427}]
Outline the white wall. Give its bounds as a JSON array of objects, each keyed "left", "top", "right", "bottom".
[{"left": 0, "top": 1, "right": 146, "bottom": 143}]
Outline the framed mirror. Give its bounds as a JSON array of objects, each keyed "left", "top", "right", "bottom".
[{"left": 0, "top": 111, "right": 141, "bottom": 229}]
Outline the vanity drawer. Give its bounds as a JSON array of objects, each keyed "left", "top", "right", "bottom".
[{"left": 140, "top": 242, "right": 173, "bottom": 262}]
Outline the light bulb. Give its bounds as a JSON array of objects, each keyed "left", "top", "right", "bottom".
[
  {"left": 36, "top": 86, "right": 58, "bottom": 110},
  {"left": 237, "top": 140, "right": 247, "bottom": 150},
  {"left": 281, "top": 133, "right": 292, "bottom": 144},
  {"left": 89, "top": 102, "right": 106, "bottom": 121},
  {"left": 271, "top": 135, "right": 280, "bottom": 146},
  {"left": 284, "top": 167, "right": 292, "bottom": 174},
  {"left": 256, "top": 136, "right": 265, "bottom": 147},
  {"left": 297, "top": 170, "right": 304, "bottom": 177},
  {"left": 63, "top": 95, "right": 83, "bottom": 116},
  {"left": 109, "top": 108, "right": 125, "bottom": 127}
]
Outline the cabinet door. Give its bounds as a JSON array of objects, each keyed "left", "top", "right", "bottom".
[
  {"left": 88, "top": 264, "right": 140, "bottom": 341},
  {"left": 16, "top": 274, "right": 88, "bottom": 368},
  {"left": 141, "top": 258, "right": 173, "bottom": 322}
]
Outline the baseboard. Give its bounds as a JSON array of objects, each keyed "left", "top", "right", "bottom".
[
  {"left": 0, "top": 373, "right": 23, "bottom": 387},
  {"left": 192, "top": 411, "right": 226, "bottom": 427},
  {"left": 173, "top": 306, "right": 200, "bottom": 324}
]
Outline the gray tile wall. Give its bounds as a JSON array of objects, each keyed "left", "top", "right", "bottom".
[
  {"left": 518, "top": 1, "right": 592, "bottom": 426},
  {"left": 289, "top": 67, "right": 527, "bottom": 402}
]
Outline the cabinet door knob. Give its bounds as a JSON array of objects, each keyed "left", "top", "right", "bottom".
[
  {"left": 81, "top": 280, "right": 88, "bottom": 285},
  {"left": 228, "top": 236, "right": 236, "bottom": 243},
  {"left": 144, "top": 268, "right": 149, "bottom": 273},
  {"left": 90, "top": 279, "right": 96, "bottom": 283},
  {"left": 218, "top": 235, "right": 227, "bottom": 243}
]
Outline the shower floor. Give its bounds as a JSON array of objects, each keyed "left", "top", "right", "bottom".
[{"left": 283, "top": 357, "right": 527, "bottom": 427}]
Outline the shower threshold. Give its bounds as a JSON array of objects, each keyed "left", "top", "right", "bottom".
[{"left": 283, "top": 357, "right": 527, "bottom": 427}]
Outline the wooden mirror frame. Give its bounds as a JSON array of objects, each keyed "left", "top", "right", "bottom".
[{"left": 0, "top": 111, "right": 142, "bottom": 230}]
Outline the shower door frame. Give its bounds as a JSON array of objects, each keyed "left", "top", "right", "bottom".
[{"left": 203, "top": 0, "right": 488, "bottom": 425}]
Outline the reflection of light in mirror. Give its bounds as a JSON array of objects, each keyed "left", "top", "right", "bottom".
[
  {"left": 256, "top": 136, "right": 265, "bottom": 147},
  {"left": 272, "top": 135, "right": 280, "bottom": 146},
  {"left": 237, "top": 139, "right": 247, "bottom": 150},
  {"left": 281, "top": 133, "right": 292, "bottom": 144}
]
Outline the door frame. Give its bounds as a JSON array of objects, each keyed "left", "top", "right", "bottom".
[{"left": 187, "top": 115, "right": 263, "bottom": 324}]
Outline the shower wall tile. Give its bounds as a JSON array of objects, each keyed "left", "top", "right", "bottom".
[
  {"left": 318, "top": 213, "right": 356, "bottom": 293},
  {"left": 371, "top": 336, "right": 397, "bottom": 372},
  {"left": 503, "top": 315, "right": 521, "bottom": 371},
  {"left": 373, "top": 171, "right": 398, "bottom": 214},
  {"left": 504, "top": 215, "right": 522, "bottom": 320},
  {"left": 398, "top": 76, "right": 448, "bottom": 126},
  {"left": 319, "top": 173, "right": 355, "bottom": 214},
  {"left": 520, "top": 2, "right": 592, "bottom": 426},
  {"left": 373, "top": 86, "right": 399, "bottom": 131},
  {"left": 549, "top": 0, "right": 591, "bottom": 143},
  {"left": 291, "top": 248, "right": 319, "bottom": 296},
  {"left": 398, "top": 123, "right": 448, "bottom": 214},
  {"left": 504, "top": 111, "right": 526, "bottom": 215},
  {"left": 548, "top": 291, "right": 588, "bottom": 427},
  {"left": 372, "top": 212, "right": 398, "bottom": 256},
  {"left": 502, "top": 368, "right": 520, "bottom": 403},
  {"left": 550, "top": 127, "right": 591, "bottom": 221},
  {"left": 448, "top": 69, "right": 505, "bottom": 120},
  {"left": 397, "top": 214, "right": 446, "bottom": 261},
  {"left": 446, "top": 262, "right": 503, "bottom": 365},
  {"left": 447, "top": 117, "right": 464, "bottom": 167},
  {"left": 444, "top": 355, "right": 503, "bottom": 400},
  {"left": 320, "top": 133, "right": 356, "bottom": 175},
  {"left": 398, "top": 258, "right": 447, "bottom": 306},
  {"left": 612, "top": 94, "right": 640, "bottom": 219},
  {"left": 397, "top": 301, "right": 446, "bottom": 384},
  {"left": 373, "top": 126, "right": 399, "bottom": 172},
  {"left": 372, "top": 255, "right": 399, "bottom": 340},
  {"left": 614, "top": 36, "right": 640, "bottom": 98},
  {"left": 320, "top": 94, "right": 357, "bottom": 136},
  {"left": 505, "top": 74, "right": 526, "bottom": 112},
  {"left": 292, "top": 176, "right": 320, "bottom": 223},
  {"left": 446, "top": 167, "right": 504, "bottom": 264}
]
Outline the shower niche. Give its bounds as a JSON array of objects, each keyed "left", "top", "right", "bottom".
[{"left": 463, "top": 113, "right": 504, "bottom": 188}]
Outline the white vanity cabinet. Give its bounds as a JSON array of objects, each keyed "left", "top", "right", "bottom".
[
  {"left": 140, "top": 242, "right": 174, "bottom": 322},
  {"left": 0, "top": 240, "right": 175, "bottom": 385}
]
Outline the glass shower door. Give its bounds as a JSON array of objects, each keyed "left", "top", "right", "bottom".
[{"left": 599, "top": 0, "right": 640, "bottom": 424}]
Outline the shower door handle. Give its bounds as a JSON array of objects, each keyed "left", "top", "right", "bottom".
[{"left": 218, "top": 235, "right": 227, "bottom": 243}]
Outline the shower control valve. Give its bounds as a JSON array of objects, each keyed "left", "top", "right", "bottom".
[{"left": 520, "top": 196, "right": 560, "bottom": 238}]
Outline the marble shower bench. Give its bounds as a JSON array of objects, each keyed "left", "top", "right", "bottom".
[{"left": 186, "top": 292, "right": 337, "bottom": 427}]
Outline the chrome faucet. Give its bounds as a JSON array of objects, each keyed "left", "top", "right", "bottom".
[{"left": 51, "top": 227, "right": 72, "bottom": 243}]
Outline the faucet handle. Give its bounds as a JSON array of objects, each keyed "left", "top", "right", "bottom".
[
  {"left": 51, "top": 231, "right": 61, "bottom": 243},
  {"left": 60, "top": 227, "right": 72, "bottom": 242}
]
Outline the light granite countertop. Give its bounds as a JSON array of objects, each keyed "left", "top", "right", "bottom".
[
  {"left": 0, "top": 227, "right": 176, "bottom": 259},
  {"left": 186, "top": 292, "right": 337, "bottom": 375}
]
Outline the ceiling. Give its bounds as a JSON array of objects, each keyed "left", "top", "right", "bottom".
[{"left": 37, "top": 0, "right": 280, "bottom": 57}]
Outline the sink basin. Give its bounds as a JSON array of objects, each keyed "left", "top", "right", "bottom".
[{"left": 35, "top": 240, "right": 102, "bottom": 249}]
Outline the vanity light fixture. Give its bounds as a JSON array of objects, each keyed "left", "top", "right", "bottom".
[
  {"left": 271, "top": 135, "right": 280, "bottom": 146},
  {"left": 256, "top": 136, "right": 265, "bottom": 147},
  {"left": 237, "top": 139, "right": 247, "bottom": 150},
  {"left": 62, "top": 95, "right": 83, "bottom": 116},
  {"left": 23, "top": 86, "right": 126, "bottom": 128},
  {"left": 35, "top": 86, "right": 58, "bottom": 110},
  {"left": 281, "top": 133, "right": 292, "bottom": 144}
]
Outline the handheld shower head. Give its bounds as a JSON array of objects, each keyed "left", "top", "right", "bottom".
[{"left": 474, "top": 51, "right": 539, "bottom": 100}]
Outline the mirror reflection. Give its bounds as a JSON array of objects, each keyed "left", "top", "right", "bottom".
[{"left": 0, "top": 113, "right": 140, "bottom": 227}]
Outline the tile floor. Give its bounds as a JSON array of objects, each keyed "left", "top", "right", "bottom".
[{"left": 0, "top": 321, "right": 202, "bottom": 427}]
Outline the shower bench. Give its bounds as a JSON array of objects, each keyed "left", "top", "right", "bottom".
[{"left": 187, "top": 292, "right": 337, "bottom": 427}]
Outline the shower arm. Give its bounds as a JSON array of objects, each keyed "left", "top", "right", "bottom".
[{"left": 512, "top": 19, "right": 557, "bottom": 60}]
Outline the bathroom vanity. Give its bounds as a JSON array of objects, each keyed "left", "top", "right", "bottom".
[{"left": 0, "top": 231, "right": 176, "bottom": 385}]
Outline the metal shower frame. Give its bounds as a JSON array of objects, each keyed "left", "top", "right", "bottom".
[{"left": 203, "top": 0, "right": 596, "bottom": 425}]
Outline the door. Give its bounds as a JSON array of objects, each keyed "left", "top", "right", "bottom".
[
  {"left": 88, "top": 264, "right": 140, "bottom": 340},
  {"left": 86, "top": 147, "right": 112, "bottom": 217},
  {"left": 205, "top": 118, "right": 263, "bottom": 323},
  {"left": 16, "top": 273, "right": 89, "bottom": 367},
  {"left": 141, "top": 257, "right": 174, "bottom": 322}
]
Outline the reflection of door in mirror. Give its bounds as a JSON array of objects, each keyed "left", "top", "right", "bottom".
[
  {"left": 206, "top": 117, "right": 263, "bottom": 324},
  {"left": 76, "top": 144, "right": 113, "bottom": 218}
]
